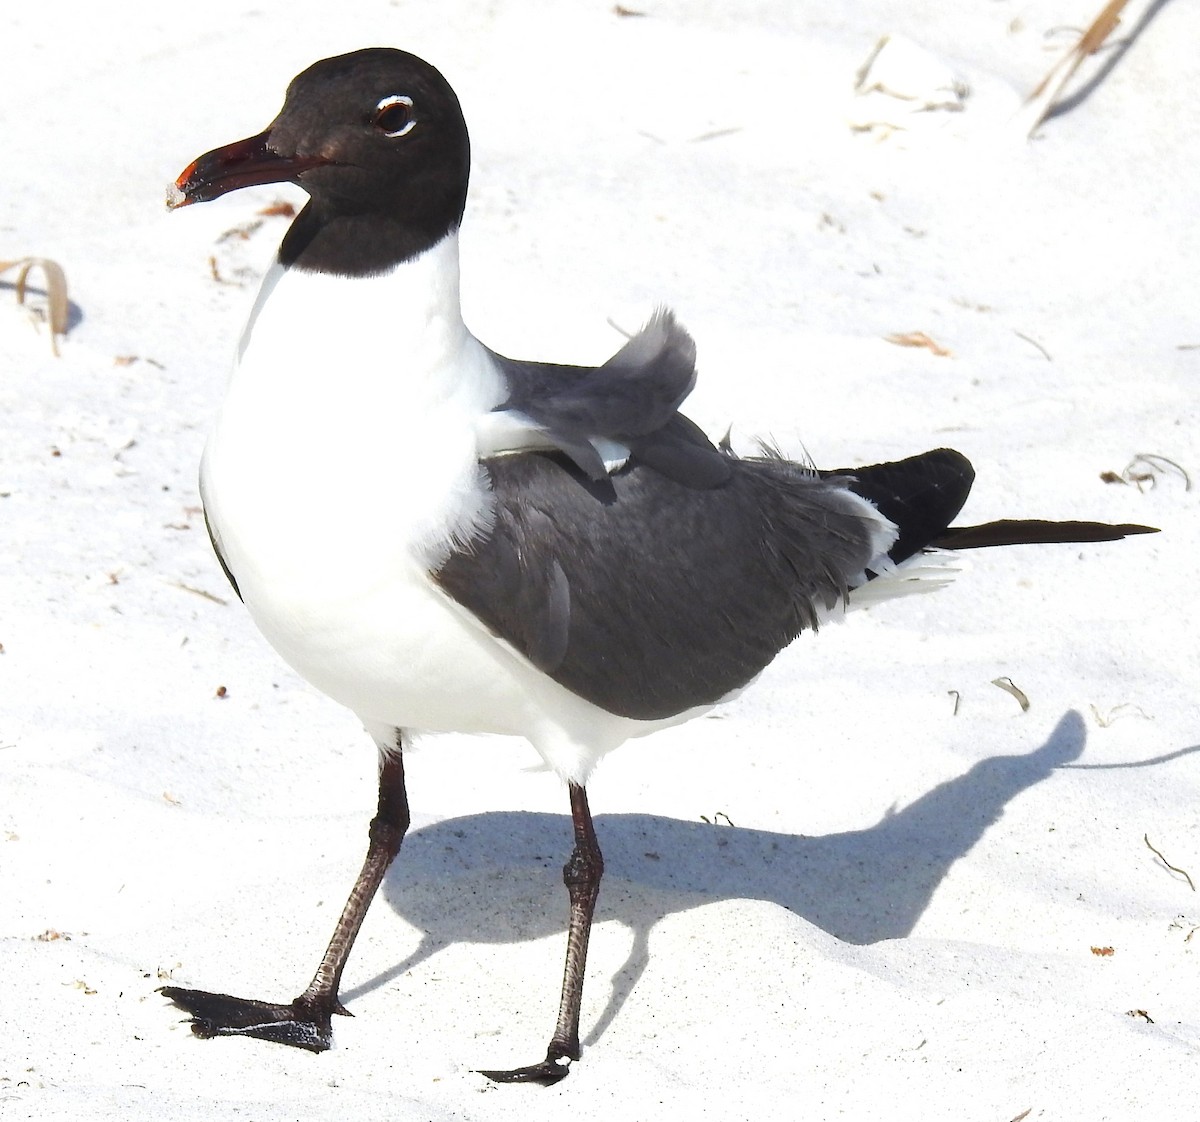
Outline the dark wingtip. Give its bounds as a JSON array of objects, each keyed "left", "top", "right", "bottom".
[{"left": 834, "top": 448, "right": 976, "bottom": 564}]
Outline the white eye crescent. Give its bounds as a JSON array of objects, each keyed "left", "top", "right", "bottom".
[{"left": 373, "top": 94, "right": 416, "bottom": 138}]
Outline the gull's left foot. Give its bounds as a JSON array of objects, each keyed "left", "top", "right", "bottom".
[{"left": 479, "top": 1045, "right": 575, "bottom": 1086}]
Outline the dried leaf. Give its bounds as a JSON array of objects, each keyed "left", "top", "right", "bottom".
[
  {"left": 884, "top": 331, "right": 952, "bottom": 357},
  {"left": 991, "top": 676, "right": 1030, "bottom": 712}
]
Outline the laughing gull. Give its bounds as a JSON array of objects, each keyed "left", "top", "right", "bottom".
[{"left": 160, "top": 47, "right": 1155, "bottom": 1084}]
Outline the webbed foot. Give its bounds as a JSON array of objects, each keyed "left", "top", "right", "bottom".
[
  {"left": 160, "top": 986, "right": 349, "bottom": 1053},
  {"left": 478, "top": 1044, "right": 575, "bottom": 1086}
]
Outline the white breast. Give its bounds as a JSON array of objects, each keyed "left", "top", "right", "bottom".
[
  {"left": 200, "top": 233, "right": 668, "bottom": 781},
  {"left": 213, "top": 233, "right": 502, "bottom": 567}
]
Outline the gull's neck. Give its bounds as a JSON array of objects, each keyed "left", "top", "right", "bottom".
[{"left": 235, "top": 230, "right": 487, "bottom": 399}]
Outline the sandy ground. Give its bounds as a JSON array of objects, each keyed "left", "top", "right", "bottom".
[{"left": 3, "top": 1, "right": 1197, "bottom": 1119}]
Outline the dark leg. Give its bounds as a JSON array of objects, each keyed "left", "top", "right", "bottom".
[
  {"left": 162, "top": 746, "right": 411, "bottom": 1052},
  {"left": 480, "top": 782, "right": 604, "bottom": 1086}
]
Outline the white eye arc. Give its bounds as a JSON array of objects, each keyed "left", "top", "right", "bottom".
[{"left": 373, "top": 94, "right": 416, "bottom": 138}]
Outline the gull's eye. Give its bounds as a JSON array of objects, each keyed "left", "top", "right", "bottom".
[{"left": 373, "top": 94, "right": 416, "bottom": 138}]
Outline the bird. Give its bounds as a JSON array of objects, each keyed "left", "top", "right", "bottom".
[{"left": 160, "top": 47, "right": 1155, "bottom": 1085}]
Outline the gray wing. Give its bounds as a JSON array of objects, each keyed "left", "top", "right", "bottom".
[
  {"left": 434, "top": 448, "right": 886, "bottom": 721},
  {"left": 484, "top": 308, "right": 731, "bottom": 489}
]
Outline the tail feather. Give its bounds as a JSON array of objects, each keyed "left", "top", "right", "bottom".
[
  {"left": 829, "top": 446, "right": 1158, "bottom": 567},
  {"left": 934, "top": 518, "right": 1158, "bottom": 550}
]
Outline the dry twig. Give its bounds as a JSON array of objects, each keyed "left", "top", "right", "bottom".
[
  {"left": 1126, "top": 453, "right": 1191, "bottom": 492},
  {"left": 1144, "top": 834, "right": 1196, "bottom": 891},
  {"left": 1013, "top": 330, "right": 1052, "bottom": 361},
  {"left": 1, "top": 256, "right": 69, "bottom": 355},
  {"left": 1088, "top": 702, "right": 1152, "bottom": 727},
  {"left": 171, "top": 581, "right": 229, "bottom": 606},
  {"left": 1014, "top": 0, "right": 1133, "bottom": 137}
]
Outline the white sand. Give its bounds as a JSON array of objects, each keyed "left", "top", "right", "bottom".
[{"left": 3, "top": 1, "right": 1197, "bottom": 1118}]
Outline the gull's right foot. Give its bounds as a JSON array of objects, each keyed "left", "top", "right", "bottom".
[{"left": 160, "top": 986, "right": 346, "bottom": 1053}]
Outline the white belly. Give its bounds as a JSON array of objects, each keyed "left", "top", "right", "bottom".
[
  {"left": 203, "top": 410, "right": 667, "bottom": 776},
  {"left": 203, "top": 421, "right": 507, "bottom": 734}
]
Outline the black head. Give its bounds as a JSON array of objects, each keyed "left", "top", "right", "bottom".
[{"left": 170, "top": 48, "right": 471, "bottom": 276}]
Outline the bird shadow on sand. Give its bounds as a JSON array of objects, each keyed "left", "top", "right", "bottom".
[{"left": 348, "top": 710, "right": 1092, "bottom": 1044}]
